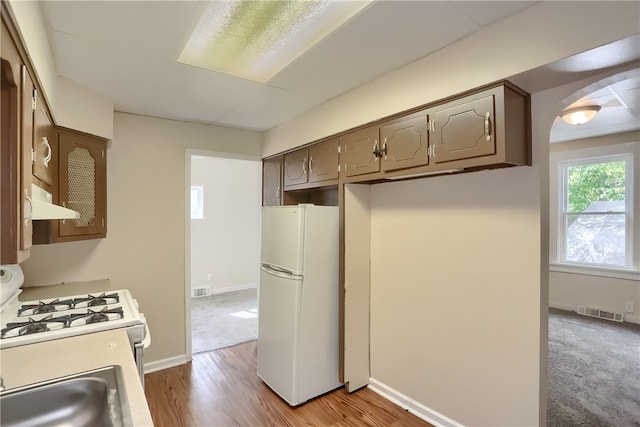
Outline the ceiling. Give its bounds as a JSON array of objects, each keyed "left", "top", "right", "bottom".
[{"left": 39, "top": 1, "right": 640, "bottom": 141}]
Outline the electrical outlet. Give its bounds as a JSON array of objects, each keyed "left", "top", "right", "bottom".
[
  {"left": 207, "top": 273, "right": 213, "bottom": 282},
  {"left": 624, "top": 301, "right": 634, "bottom": 313}
]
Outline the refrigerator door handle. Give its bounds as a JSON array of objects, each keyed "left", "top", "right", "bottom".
[{"left": 261, "top": 264, "right": 301, "bottom": 279}]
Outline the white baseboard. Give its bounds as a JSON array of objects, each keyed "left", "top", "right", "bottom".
[
  {"left": 210, "top": 283, "right": 257, "bottom": 295},
  {"left": 368, "top": 378, "right": 464, "bottom": 427},
  {"left": 144, "top": 354, "right": 188, "bottom": 374},
  {"left": 549, "top": 301, "right": 640, "bottom": 325}
]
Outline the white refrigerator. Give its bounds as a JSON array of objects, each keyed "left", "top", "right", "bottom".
[{"left": 257, "top": 204, "right": 342, "bottom": 406}]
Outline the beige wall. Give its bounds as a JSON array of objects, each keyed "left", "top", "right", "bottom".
[
  {"left": 369, "top": 166, "right": 542, "bottom": 425},
  {"left": 21, "top": 113, "right": 261, "bottom": 363},
  {"left": 190, "top": 155, "right": 261, "bottom": 294}
]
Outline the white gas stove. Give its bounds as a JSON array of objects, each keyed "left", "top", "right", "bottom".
[{"left": 0, "top": 265, "right": 150, "bottom": 383}]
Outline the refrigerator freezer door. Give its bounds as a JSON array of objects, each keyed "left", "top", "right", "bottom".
[
  {"left": 257, "top": 267, "right": 302, "bottom": 405},
  {"left": 261, "top": 206, "right": 305, "bottom": 275}
]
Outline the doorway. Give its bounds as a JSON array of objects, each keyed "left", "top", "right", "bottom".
[{"left": 186, "top": 151, "right": 262, "bottom": 355}]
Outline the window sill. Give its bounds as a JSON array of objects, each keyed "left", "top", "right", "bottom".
[{"left": 550, "top": 264, "right": 640, "bottom": 281}]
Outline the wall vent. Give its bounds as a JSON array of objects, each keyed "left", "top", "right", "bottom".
[
  {"left": 577, "top": 306, "right": 624, "bottom": 322},
  {"left": 191, "top": 286, "right": 212, "bottom": 298}
]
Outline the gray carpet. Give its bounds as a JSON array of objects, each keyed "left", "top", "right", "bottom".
[
  {"left": 191, "top": 288, "right": 258, "bottom": 354},
  {"left": 548, "top": 308, "right": 640, "bottom": 427}
]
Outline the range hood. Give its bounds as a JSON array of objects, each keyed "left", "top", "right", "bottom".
[{"left": 31, "top": 184, "right": 80, "bottom": 220}]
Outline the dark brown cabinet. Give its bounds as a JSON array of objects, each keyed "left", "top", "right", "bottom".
[
  {"left": 1, "top": 17, "right": 32, "bottom": 264},
  {"left": 56, "top": 128, "right": 107, "bottom": 240},
  {"left": 342, "top": 112, "right": 430, "bottom": 178},
  {"left": 262, "top": 155, "right": 282, "bottom": 206},
  {"left": 33, "top": 127, "right": 108, "bottom": 243},
  {"left": 283, "top": 138, "right": 339, "bottom": 189},
  {"left": 32, "top": 89, "right": 55, "bottom": 189},
  {"left": 428, "top": 84, "right": 528, "bottom": 170}
]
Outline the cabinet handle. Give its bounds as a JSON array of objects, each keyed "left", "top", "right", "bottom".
[
  {"left": 372, "top": 140, "right": 380, "bottom": 160},
  {"left": 309, "top": 156, "right": 313, "bottom": 174},
  {"left": 24, "top": 194, "right": 32, "bottom": 226},
  {"left": 485, "top": 112, "right": 492, "bottom": 141},
  {"left": 302, "top": 158, "right": 307, "bottom": 173},
  {"left": 42, "top": 137, "right": 52, "bottom": 167},
  {"left": 382, "top": 138, "right": 388, "bottom": 160}
]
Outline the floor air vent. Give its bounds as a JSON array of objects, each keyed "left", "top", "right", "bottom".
[
  {"left": 577, "top": 306, "right": 624, "bottom": 322},
  {"left": 192, "top": 286, "right": 212, "bottom": 298}
]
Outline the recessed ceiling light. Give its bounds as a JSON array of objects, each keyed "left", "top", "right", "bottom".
[{"left": 178, "top": 0, "right": 371, "bottom": 83}]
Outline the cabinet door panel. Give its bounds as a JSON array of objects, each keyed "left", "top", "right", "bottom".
[
  {"left": 284, "top": 149, "right": 308, "bottom": 188},
  {"left": 380, "top": 114, "right": 429, "bottom": 172},
  {"left": 32, "top": 90, "right": 54, "bottom": 188},
  {"left": 58, "top": 131, "right": 106, "bottom": 237},
  {"left": 432, "top": 94, "right": 496, "bottom": 164},
  {"left": 309, "top": 138, "right": 338, "bottom": 183},
  {"left": 19, "top": 66, "right": 33, "bottom": 252},
  {"left": 342, "top": 126, "right": 380, "bottom": 177},
  {"left": 263, "top": 156, "right": 282, "bottom": 206}
]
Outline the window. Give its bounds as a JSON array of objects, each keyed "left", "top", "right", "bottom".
[
  {"left": 551, "top": 141, "right": 639, "bottom": 279},
  {"left": 191, "top": 186, "right": 204, "bottom": 219}
]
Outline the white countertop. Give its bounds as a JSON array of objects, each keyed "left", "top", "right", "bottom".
[{"left": 0, "top": 328, "right": 154, "bottom": 426}]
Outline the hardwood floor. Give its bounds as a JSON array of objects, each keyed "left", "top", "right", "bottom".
[{"left": 144, "top": 341, "right": 433, "bottom": 427}]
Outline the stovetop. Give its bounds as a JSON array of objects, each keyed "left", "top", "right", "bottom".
[{"left": 0, "top": 289, "right": 146, "bottom": 349}]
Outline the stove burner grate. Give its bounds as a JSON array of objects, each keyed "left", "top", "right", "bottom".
[
  {"left": 73, "top": 292, "right": 120, "bottom": 308},
  {"left": 17, "top": 299, "right": 74, "bottom": 316},
  {"left": 1, "top": 315, "right": 68, "bottom": 338},
  {"left": 68, "top": 307, "right": 124, "bottom": 326}
]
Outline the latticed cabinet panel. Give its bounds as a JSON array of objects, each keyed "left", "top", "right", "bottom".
[{"left": 57, "top": 129, "right": 106, "bottom": 239}]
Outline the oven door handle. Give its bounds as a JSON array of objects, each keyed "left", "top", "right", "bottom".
[{"left": 142, "top": 320, "right": 151, "bottom": 349}]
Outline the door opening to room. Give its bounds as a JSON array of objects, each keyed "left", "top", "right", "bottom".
[{"left": 188, "top": 153, "right": 261, "bottom": 355}]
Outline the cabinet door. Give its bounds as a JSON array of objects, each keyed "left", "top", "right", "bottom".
[
  {"left": 308, "top": 138, "right": 338, "bottom": 183},
  {"left": 342, "top": 126, "right": 380, "bottom": 177},
  {"left": 263, "top": 156, "right": 282, "bottom": 206},
  {"left": 380, "top": 113, "right": 429, "bottom": 172},
  {"left": 1, "top": 45, "right": 31, "bottom": 262},
  {"left": 32, "top": 89, "right": 54, "bottom": 188},
  {"left": 431, "top": 94, "right": 496, "bottom": 164},
  {"left": 283, "top": 149, "right": 308, "bottom": 188},
  {"left": 58, "top": 130, "right": 106, "bottom": 238}
]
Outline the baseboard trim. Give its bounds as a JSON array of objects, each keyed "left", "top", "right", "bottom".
[
  {"left": 549, "top": 301, "right": 640, "bottom": 325},
  {"left": 210, "top": 283, "right": 257, "bottom": 295},
  {"left": 144, "top": 354, "right": 188, "bottom": 374},
  {"left": 368, "top": 378, "right": 464, "bottom": 427}
]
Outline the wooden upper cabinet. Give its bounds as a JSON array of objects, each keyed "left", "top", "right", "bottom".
[
  {"left": 284, "top": 138, "right": 339, "bottom": 189},
  {"left": 341, "top": 126, "right": 380, "bottom": 178},
  {"left": 57, "top": 128, "right": 107, "bottom": 240},
  {"left": 262, "top": 155, "right": 282, "bottom": 206},
  {"left": 32, "top": 89, "right": 55, "bottom": 189},
  {"left": 428, "top": 84, "right": 528, "bottom": 169},
  {"left": 1, "top": 17, "right": 32, "bottom": 264},
  {"left": 380, "top": 112, "right": 429, "bottom": 172},
  {"left": 283, "top": 149, "right": 308, "bottom": 188},
  {"left": 431, "top": 92, "right": 495, "bottom": 164},
  {"left": 308, "top": 138, "right": 339, "bottom": 183}
]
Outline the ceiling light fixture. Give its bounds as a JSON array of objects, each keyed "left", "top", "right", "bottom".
[
  {"left": 178, "top": 0, "right": 371, "bottom": 83},
  {"left": 559, "top": 105, "right": 601, "bottom": 125}
]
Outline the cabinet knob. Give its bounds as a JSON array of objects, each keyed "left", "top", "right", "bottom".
[{"left": 485, "top": 112, "right": 492, "bottom": 141}]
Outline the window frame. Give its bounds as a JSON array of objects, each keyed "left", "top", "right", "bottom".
[
  {"left": 190, "top": 185, "right": 204, "bottom": 220},
  {"left": 550, "top": 141, "right": 640, "bottom": 281}
]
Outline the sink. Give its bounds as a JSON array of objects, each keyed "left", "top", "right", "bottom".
[{"left": 0, "top": 365, "right": 132, "bottom": 427}]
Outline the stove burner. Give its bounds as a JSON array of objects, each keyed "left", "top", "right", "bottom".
[
  {"left": 1, "top": 315, "right": 68, "bottom": 338},
  {"left": 18, "top": 299, "right": 74, "bottom": 316},
  {"left": 68, "top": 307, "right": 124, "bottom": 327},
  {"left": 73, "top": 293, "right": 120, "bottom": 308}
]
